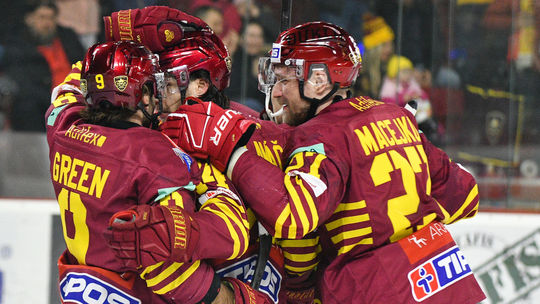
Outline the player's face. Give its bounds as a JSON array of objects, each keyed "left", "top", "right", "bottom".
[
  {"left": 271, "top": 66, "right": 310, "bottom": 126},
  {"left": 162, "top": 77, "right": 183, "bottom": 113}
]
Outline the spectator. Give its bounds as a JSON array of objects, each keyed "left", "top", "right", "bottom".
[
  {"left": 227, "top": 20, "right": 267, "bottom": 112},
  {"left": 1, "top": 2, "right": 84, "bottom": 132},
  {"left": 380, "top": 55, "right": 428, "bottom": 107},
  {"left": 233, "top": 0, "right": 280, "bottom": 42},
  {"left": 55, "top": 0, "right": 100, "bottom": 49},
  {"left": 359, "top": 14, "right": 395, "bottom": 98},
  {"left": 381, "top": 55, "right": 442, "bottom": 144},
  {"left": 191, "top": 0, "right": 242, "bottom": 56}
]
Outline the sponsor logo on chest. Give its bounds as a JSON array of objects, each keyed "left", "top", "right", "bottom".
[{"left": 60, "top": 272, "right": 141, "bottom": 304}]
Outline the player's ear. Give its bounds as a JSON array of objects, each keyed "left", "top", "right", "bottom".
[
  {"left": 195, "top": 78, "right": 210, "bottom": 97},
  {"left": 308, "top": 70, "right": 331, "bottom": 95}
]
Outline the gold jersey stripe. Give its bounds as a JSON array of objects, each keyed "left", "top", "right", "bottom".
[
  {"left": 338, "top": 238, "right": 374, "bottom": 255},
  {"left": 284, "top": 175, "right": 306, "bottom": 238},
  {"left": 274, "top": 204, "right": 291, "bottom": 239},
  {"left": 331, "top": 227, "right": 373, "bottom": 244},
  {"left": 144, "top": 262, "right": 184, "bottom": 287},
  {"left": 285, "top": 262, "right": 320, "bottom": 273},
  {"left": 443, "top": 184, "right": 479, "bottom": 224},
  {"left": 334, "top": 200, "right": 367, "bottom": 213},
  {"left": 223, "top": 196, "right": 250, "bottom": 229},
  {"left": 140, "top": 261, "right": 164, "bottom": 280},
  {"left": 206, "top": 203, "right": 245, "bottom": 259},
  {"left": 282, "top": 251, "right": 320, "bottom": 262},
  {"left": 279, "top": 237, "right": 320, "bottom": 248},
  {"left": 297, "top": 176, "right": 319, "bottom": 232},
  {"left": 154, "top": 261, "right": 201, "bottom": 295},
  {"left": 325, "top": 214, "right": 370, "bottom": 231}
]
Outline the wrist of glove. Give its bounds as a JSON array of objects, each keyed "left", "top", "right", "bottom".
[
  {"left": 161, "top": 97, "right": 256, "bottom": 172},
  {"left": 221, "top": 277, "right": 273, "bottom": 304},
  {"left": 103, "top": 6, "right": 210, "bottom": 52},
  {"left": 104, "top": 204, "right": 200, "bottom": 272}
]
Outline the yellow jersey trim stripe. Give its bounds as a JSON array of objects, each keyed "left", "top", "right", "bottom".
[
  {"left": 279, "top": 237, "right": 319, "bottom": 248},
  {"left": 325, "top": 214, "right": 370, "bottom": 231},
  {"left": 331, "top": 227, "right": 373, "bottom": 244},
  {"left": 205, "top": 202, "right": 243, "bottom": 259},
  {"left": 284, "top": 262, "right": 320, "bottom": 273},
  {"left": 444, "top": 184, "right": 479, "bottom": 224},
  {"left": 282, "top": 251, "right": 320, "bottom": 263},
  {"left": 338, "top": 238, "right": 374, "bottom": 255},
  {"left": 144, "top": 262, "right": 183, "bottom": 287},
  {"left": 154, "top": 261, "right": 201, "bottom": 294},
  {"left": 334, "top": 201, "right": 367, "bottom": 213}
]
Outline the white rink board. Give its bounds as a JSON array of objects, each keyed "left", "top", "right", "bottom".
[
  {"left": 0, "top": 199, "right": 59, "bottom": 304},
  {"left": 447, "top": 212, "right": 540, "bottom": 304},
  {"left": 0, "top": 198, "right": 539, "bottom": 304}
]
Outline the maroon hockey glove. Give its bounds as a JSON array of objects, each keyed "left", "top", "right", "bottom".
[
  {"left": 160, "top": 97, "right": 256, "bottom": 171},
  {"left": 284, "top": 271, "right": 317, "bottom": 304},
  {"left": 221, "top": 277, "right": 274, "bottom": 304},
  {"left": 104, "top": 204, "right": 200, "bottom": 271},
  {"left": 103, "top": 6, "right": 209, "bottom": 52}
]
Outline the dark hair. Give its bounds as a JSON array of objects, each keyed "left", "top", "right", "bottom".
[
  {"left": 79, "top": 83, "right": 151, "bottom": 124},
  {"left": 191, "top": 69, "right": 230, "bottom": 108},
  {"left": 22, "top": 1, "right": 58, "bottom": 17}
]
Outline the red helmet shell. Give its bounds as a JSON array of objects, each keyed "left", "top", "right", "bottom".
[
  {"left": 272, "top": 21, "right": 362, "bottom": 88},
  {"left": 81, "top": 40, "right": 162, "bottom": 109},
  {"left": 158, "top": 33, "right": 231, "bottom": 91}
]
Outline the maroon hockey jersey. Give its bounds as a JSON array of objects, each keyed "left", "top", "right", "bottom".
[
  {"left": 47, "top": 62, "right": 250, "bottom": 303},
  {"left": 229, "top": 96, "right": 486, "bottom": 303}
]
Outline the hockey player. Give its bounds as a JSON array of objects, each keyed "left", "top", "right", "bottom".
[
  {"left": 101, "top": 7, "right": 322, "bottom": 303},
  {"left": 101, "top": 7, "right": 286, "bottom": 303},
  {"left": 47, "top": 40, "right": 257, "bottom": 303},
  {"left": 103, "top": 6, "right": 260, "bottom": 119},
  {"left": 161, "top": 21, "right": 487, "bottom": 303}
]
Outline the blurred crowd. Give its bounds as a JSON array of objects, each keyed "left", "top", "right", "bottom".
[{"left": 1, "top": 0, "right": 539, "bottom": 149}]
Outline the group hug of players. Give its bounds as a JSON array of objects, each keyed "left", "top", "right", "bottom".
[{"left": 47, "top": 6, "right": 486, "bottom": 304}]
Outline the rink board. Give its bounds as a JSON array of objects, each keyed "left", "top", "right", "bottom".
[{"left": 0, "top": 199, "right": 538, "bottom": 303}]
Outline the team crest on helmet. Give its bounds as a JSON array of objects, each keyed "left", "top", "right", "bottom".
[
  {"left": 349, "top": 44, "right": 362, "bottom": 66},
  {"left": 80, "top": 79, "right": 88, "bottom": 94},
  {"left": 225, "top": 56, "right": 232, "bottom": 72},
  {"left": 114, "top": 76, "right": 129, "bottom": 91},
  {"left": 164, "top": 29, "right": 175, "bottom": 42}
]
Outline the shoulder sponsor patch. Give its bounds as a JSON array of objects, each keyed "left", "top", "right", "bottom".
[
  {"left": 59, "top": 272, "right": 141, "bottom": 304},
  {"left": 408, "top": 246, "right": 473, "bottom": 302},
  {"left": 398, "top": 221, "right": 454, "bottom": 264}
]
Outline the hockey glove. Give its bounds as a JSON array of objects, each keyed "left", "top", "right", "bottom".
[
  {"left": 160, "top": 97, "right": 256, "bottom": 172},
  {"left": 104, "top": 204, "right": 200, "bottom": 272},
  {"left": 221, "top": 277, "right": 274, "bottom": 304},
  {"left": 103, "top": 6, "right": 210, "bottom": 52}
]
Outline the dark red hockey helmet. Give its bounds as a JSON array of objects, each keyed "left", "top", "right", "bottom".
[
  {"left": 259, "top": 21, "right": 361, "bottom": 91},
  {"left": 81, "top": 40, "right": 165, "bottom": 109},
  {"left": 258, "top": 21, "right": 362, "bottom": 121},
  {"left": 158, "top": 32, "right": 232, "bottom": 91}
]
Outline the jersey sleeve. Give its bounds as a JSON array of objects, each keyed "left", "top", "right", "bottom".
[
  {"left": 400, "top": 107, "right": 480, "bottom": 224},
  {"left": 46, "top": 61, "right": 86, "bottom": 135},
  {"left": 230, "top": 146, "right": 347, "bottom": 239},
  {"left": 421, "top": 134, "right": 480, "bottom": 223},
  {"left": 188, "top": 162, "right": 250, "bottom": 261},
  {"left": 139, "top": 258, "right": 218, "bottom": 303}
]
